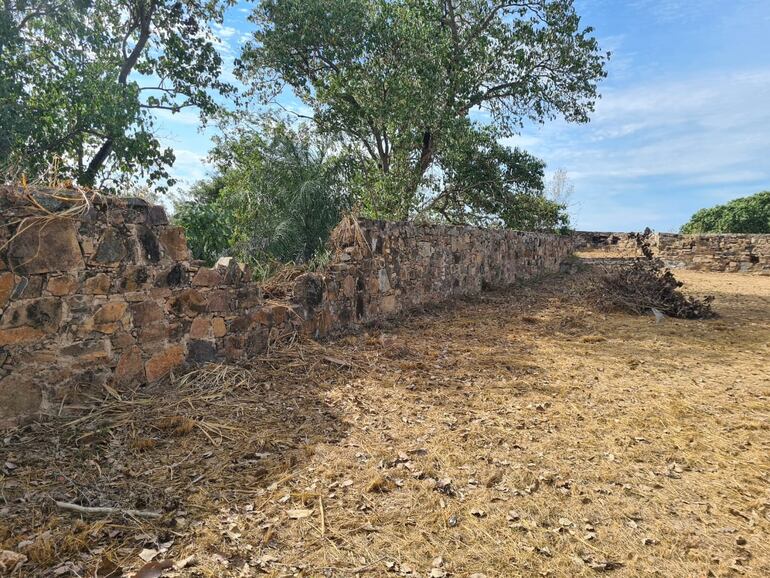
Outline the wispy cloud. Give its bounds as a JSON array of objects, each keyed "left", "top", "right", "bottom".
[{"left": 518, "top": 68, "right": 770, "bottom": 230}]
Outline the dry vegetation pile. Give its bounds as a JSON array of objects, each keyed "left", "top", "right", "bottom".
[
  {"left": 1, "top": 268, "right": 769, "bottom": 577},
  {"left": 590, "top": 260, "right": 716, "bottom": 319}
]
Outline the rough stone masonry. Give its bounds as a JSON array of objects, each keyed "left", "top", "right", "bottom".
[
  {"left": 0, "top": 187, "right": 573, "bottom": 426},
  {"left": 574, "top": 231, "right": 770, "bottom": 273}
]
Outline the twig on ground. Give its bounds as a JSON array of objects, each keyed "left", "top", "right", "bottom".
[{"left": 55, "top": 501, "right": 162, "bottom": 519}]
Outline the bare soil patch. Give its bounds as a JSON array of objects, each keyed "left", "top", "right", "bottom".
[{"left": 2, "top": 268, "right": 769, "bottom": 577}]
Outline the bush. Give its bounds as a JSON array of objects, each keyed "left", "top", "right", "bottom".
[
  {"left": 174, "top": 120, "right": 351, "bottom": 273},
  {"left": 680, "top": 191, "right": 770, "bottom": 234}
]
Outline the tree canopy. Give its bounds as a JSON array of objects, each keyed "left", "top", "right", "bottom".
[
  {"left": 680, "top": 191, "right": 770, "bottom": 234},
  {"left": 239, "top": 0, "right": 607, "bottom": 219},
  {"left": 0, "top": 0, "right": 233, "bottom": 191}
]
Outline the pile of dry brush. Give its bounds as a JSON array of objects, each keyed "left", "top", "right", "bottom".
[
  {"left": 590, "top": 229, "right": 715, "bottom": 319},
  {"left": 594, "top": 259, "right": 715, "bottom": 319}
]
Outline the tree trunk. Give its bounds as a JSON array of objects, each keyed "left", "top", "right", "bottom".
[{"left": 80, "top": 4, "right": 154, "bottom": 187}]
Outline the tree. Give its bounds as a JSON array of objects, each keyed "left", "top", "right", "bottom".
[
  {"left": 1, "top": 0, "right": 234, "bottom": 191},
  {"left": 419, "top": 123, "right": 569, "bottom": 230},
  {"left": 680, "top": 191, "right": 770, "bottom": 234},
  {"left": 175, "top": 119, "right": 352, "bottom": 269},
  {"left": 546, "top": 168, "right": 574, "bottom": 207},
  {"left": 239, "top": 0, "right": 608, "bottom": 219}
]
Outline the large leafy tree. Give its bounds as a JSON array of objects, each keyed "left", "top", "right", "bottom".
[
  {"left": 680, "top": 191, "right": 770, "bottom": 234},
  {"left": 239, "top": 0, "right": 607, "bottom": 219},
  {"left": 0, "top": 0, "right": 233, "bottom": 191}
]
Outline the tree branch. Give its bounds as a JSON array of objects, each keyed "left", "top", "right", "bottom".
[{"left": 82, "top": 2, "right": 156, "bottom": 186}]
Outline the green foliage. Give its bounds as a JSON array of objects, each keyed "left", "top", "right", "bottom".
[
  {"left": 680, "top": 191, "right": 770, "bottom": 234},
  {"left": 1, "top": 0, "right": 234, "bottom": 191},
  {"left": 423, "top": 124, "right": 569, "bottom": 231},
  {"left": 174, "top": 119, "right": 351, "bottom": 270},
  {"left": 239, "top": 0, "right": 607, "bottom": 220},
  {"left": 173, "top": 176, "right": 234, "bottom": 265}
]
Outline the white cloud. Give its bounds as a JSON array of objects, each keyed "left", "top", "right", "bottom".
[{"left": 514, "top": 67, "right": 770, "bottom": 230}]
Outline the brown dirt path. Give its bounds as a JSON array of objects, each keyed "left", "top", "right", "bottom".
[{"left": 1, "top": 269, "right": 769, "bottom": 577}]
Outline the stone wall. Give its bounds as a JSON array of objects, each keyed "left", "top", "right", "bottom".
[
  {"left": 654, "top": 233, "right": 770, "bottom": 273},
  {"left": 574, "top": 230, "right": 770, "bottom": 273},
  {"left": 572, "top": 231, "right": 646, "bottom": 256},
  {"left": 0, "top": 188, "right": 573, "bottom": 426}
]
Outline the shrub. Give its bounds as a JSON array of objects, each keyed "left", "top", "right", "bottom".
[{"left": 681, "top": 191, "right": 770, "bottom": 234}]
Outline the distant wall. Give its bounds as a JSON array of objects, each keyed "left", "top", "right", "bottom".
[
  {"left": 572, "top": 231, "right": 646, "bottom": 256},
  {"left": 654, "top": 233, "right": 770, "bottom": 273},
  {"left": 0, "top": 187, "right": 573, "bottom": 426},
  {"left": 575, "top": 230, "right": 770, "bottom": 274}
]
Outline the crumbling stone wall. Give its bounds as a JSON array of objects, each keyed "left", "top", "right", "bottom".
[
  {"left": 574, "top": 230, "right": 770, "bottom": 273},
  {"left": 654, "top": 233, "right": 770, "bottom": 273},
  {"left": 572, "top": 231, "right": 646, "bottom": 256},
  {"left": 314, "top": 219, "right": 574, "bottom": 334},
  {"left": 0, "top": 188, "right": 573, "bottom": 426}
]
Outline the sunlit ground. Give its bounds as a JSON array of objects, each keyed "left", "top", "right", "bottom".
[{"left": 2, "top": 269, "right": 769, "bottom": 577}]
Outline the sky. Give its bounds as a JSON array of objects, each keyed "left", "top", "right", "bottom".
[{"left": 156, "top": 0, "right": 770, "bottom": 232}]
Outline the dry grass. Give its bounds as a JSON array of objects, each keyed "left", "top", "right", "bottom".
[{"left": 1, "top": 268, "right": 769, "bottom": 577}]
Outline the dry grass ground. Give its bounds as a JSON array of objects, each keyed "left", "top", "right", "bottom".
[{"left": 1, "top": 268, "right": 769, "bottom": 577}]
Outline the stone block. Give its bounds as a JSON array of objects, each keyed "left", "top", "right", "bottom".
[
  {"left": 111, "top": 330, "right": 135, "bottom": 349},
  {"left": 192, "top": 267, "right": 223, "bottom": 287},
  {"left": 147, "top": 205, "right": 169, "bottom": 225},
  {"left": 134, "top": 226, "right": 161, "bottom": 263},
  {"left": 119, "top": 266, "right": 151, "bottom": 291},
  {"left": 0, "top": 272, "right": 14, "bottom": 307},
  {"left": 139, "top": 322, "right": 169, "bottom": 343},
  {"left": 0, "top": 326, "right": 45, "bottom": 346},
  {"left": 159, "top": 226, "right": 190, "bottom": 261},
  {"left": 115, "top": 345, "right": 145, "bottom": 385},
  {"left": 211, "top": 317, "right": 226, "bottom": 337},
  {"left": 190, "top": 316, "right": 210, "bottom": 339},
  {"left": 381, "top": 294, "right": 398, "bottom": 314},
  {"left": 94, "top": 227, "right": 128, "bottom": 265},
  {"left": 93, "top": 301, "right": 128, "bottom": 325},
  {"left": 155, "top": 263, "right": 187, "bottom": 287},
  {"left": 7, "top": 218, "right": 84, "bottom": 274},
  {"left": 223, "top": 335, "right": 243, "bottom": 362},
  {"left": 206, "top": 289, "right": 233, "bottom": 313},
  {"left": 145, "top": 344, "right": 185, "bottom": 382},
  {"left": 84, "top": 273, "right": 112, "bottom": 295},
  {"left": 293, "top": 274, "right": 325, "bottom": 314},
  {"left": 187, "top": 339, "right": 216, "bottom": 363},
  {"left": 61, "top": 339, "right": 111, "bottom": 364},
  {"left": 11, "top": 275, "right": 43, "bottom": 299},
  {"left": 378, "top": 268, "right": 391, "bottom": 292},
  {"left": 47, "top": 274, "right": 79, "bottom": 296},
  {"left": 342, "top": 275, "right": 356, "bottom": 299},
  {"left": 171, "top": 288, "right": 207, "bottom": 316},
  {"left": 130, "top": 301, "right": 164, "bottom": 326},
  {"left": 0, "top": 297, "right": 63, "bottom": 332}
]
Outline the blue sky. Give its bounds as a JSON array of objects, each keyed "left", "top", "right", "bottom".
[{"left": 157, "top": 0, "right": 770, "bottom": 232}]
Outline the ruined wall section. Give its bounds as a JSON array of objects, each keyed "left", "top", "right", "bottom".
[
  {"left": 654, "top": 233, "right": 770, "bottom": 273},
  {"left": 574, "top": 229, "right": 770, "bottom": 273},
  {"left": 0, "top": 188, "right": 574, "bottom": 426},
  {"left": 315, "top": 219, "right": 574, "bottom": 334},
  {"left": 0, "top": 188, "right": 293, "bottom": 426},
  {"left": 572, "top": 231, "right": 646, "bottom": 256}
]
